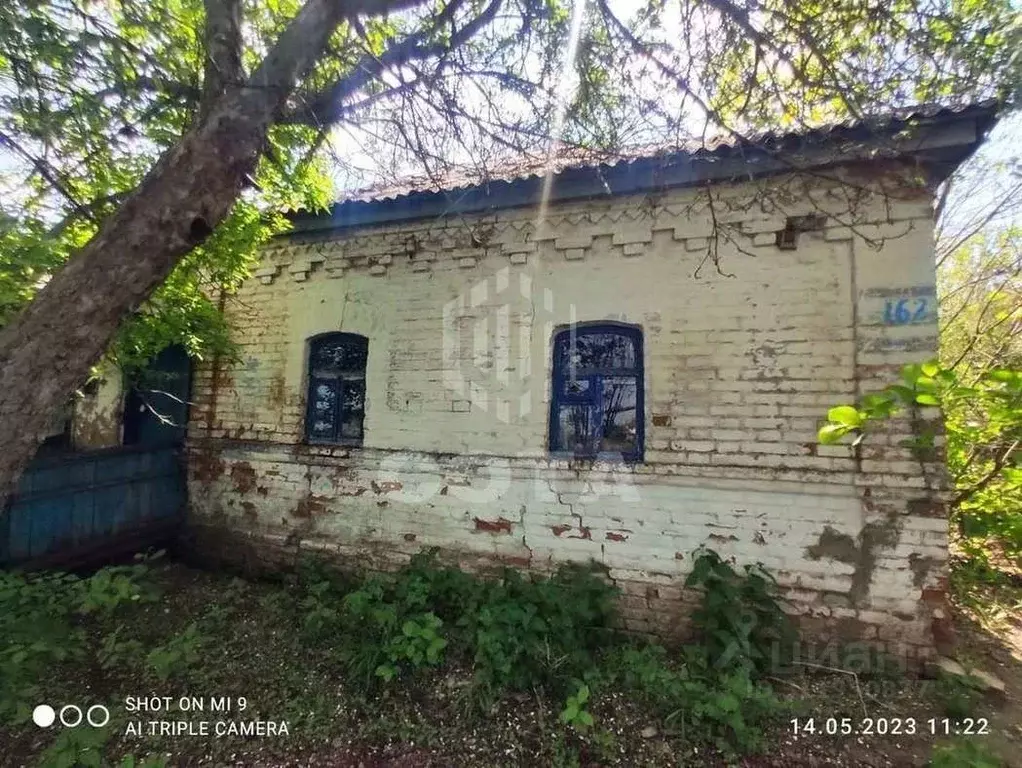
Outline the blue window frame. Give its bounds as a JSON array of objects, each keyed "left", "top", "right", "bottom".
[
  {"left": 305, "top": 333, "right": 367, "bottom": 444},
  {"left": 549, "top": 324, "right": 644, "bottom": 461}
]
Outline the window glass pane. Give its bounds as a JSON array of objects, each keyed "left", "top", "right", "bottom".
[
  {"left": 311, "top": 335, "right": 368, "bottom": 373},
  {"left": 600, "top": 376, "right": 638, "bottom": 455},
  {"left": 309, "top": 378, "right": 337, "bottom": 439},
  {"left": 556, "top": 331, "right": 636, "bottom": 374},
  {"left": 563, "top": 377, "right": 591, "bottom": 397},
  {"left": 339, "top": 380, "right": 365, "bottom": 439},
  {"left": 556, "top": 403, "right": 600, "bottom": 455}
]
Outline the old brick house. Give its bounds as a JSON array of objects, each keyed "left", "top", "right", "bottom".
[{"left": 185, "top": 103, "right": 997, "bottom": 662}]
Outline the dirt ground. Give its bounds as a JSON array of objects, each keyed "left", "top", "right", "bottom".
[{"left": 3, "top": 561, "right": 1020, "bottom": 768}]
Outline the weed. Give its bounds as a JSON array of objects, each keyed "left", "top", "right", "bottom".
[
  {"left": 686, "top": 547, "right": 794, "bottom": 675},
  {"left": 376, "top": 612, "right": 448, "bottom": 681},
  {"left": 147, "top": 622, "right": 204, "bottom": 681},
  {"left": 601, "top": 643, "right": 781, "bottom": 754},
  {"left": 934, "top": 670, "right": 986, "bottom": 718},
  {"left": 587, "top": 727, "right": 620, "bottom": 763},
  {"left": 559, "top": 683, "right": 594, "bottom": 731},
  {"left": 459, "top": 562, "right": 618, "bottom": 699},
  {"left": 549, "top": 731, "right": 582, "bottom": 768},
  {"left": 279, "top": 688, "right": 338, "bottom": 741},
  {"left": 930, "top": 737, "right": 1002, "bottom": 767},
  {"left": 37, "top": 721, "right": 112, "bottom": 768},
  {"left": 97, "top": 625, "right": 144, "bottom": 671},
  {"left": 297, "top": 550, "right": 618, "bottom": 701},
  {"left": 0, "top": 559, "right": 155, "bottom": 723}
]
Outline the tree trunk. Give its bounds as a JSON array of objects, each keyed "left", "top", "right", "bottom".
[{"left": 0, "top": 0, "right": 415, "bottom": 507}]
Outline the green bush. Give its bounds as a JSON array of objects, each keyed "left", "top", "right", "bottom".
[
  {"left": 460, "top": 563, "right": 618, "bottom": 696},
  {"left": 298, "top": 551, "right": 618, "bottom": 697},
  {"left": 931, "top": 738, "right": 1002, "bottom": 768},
  {"left": 685, "top": 548, "right": 794, "bottom": 675},
  {"left": 598, "top": 643, "right": 781, "bottom": 754},
  {"left": 819, "top": 361, "right": 1022, "bottom": 560},
  {"left": 0, "top": 558, "right": 156, "bottom": 723},
  {"left": 295, "top": 547, "right": 786, "bottom": 754},
  {"left": 146, "top": 622, "right": 205, "bottom": 681}
]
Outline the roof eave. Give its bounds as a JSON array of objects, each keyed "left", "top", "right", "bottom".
[{"left": 288, "top": 103, "right": 999, "bottom": 237}]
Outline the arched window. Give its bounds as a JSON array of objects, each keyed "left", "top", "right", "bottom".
[
  {"left": 549, "top": 324, "right": 644, "bottom": 461},
  {"left": 306, "top": 333, "right": 368, "bottom": 444}
]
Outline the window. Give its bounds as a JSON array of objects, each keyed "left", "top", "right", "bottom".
[
  {"left": 549, "top": 324, "right": 644, "bottom": 461},
  {"left": 305, "top": 333, "right": 367, "bottom": 444}
]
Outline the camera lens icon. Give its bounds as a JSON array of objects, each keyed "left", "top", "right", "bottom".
[{"left": 33, "top": 704, "right": 110, "bottom": 728}]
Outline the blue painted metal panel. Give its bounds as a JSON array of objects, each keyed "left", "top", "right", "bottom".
[{"left": 0, "top": 446, "right": 185, "bottom": 568}]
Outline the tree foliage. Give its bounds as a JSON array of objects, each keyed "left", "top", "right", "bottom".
[{"left": 0, "top": 0, "right": 1019, "bottom": 494}]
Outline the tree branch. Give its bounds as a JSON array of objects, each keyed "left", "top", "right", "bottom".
[
  {"left": 200, "top": 0, "right": 245, "bottom": 121},
  {"left": 284, "top": 0, "right": 503, "bottom": 126},
  {"left": 954, "top": 439, "right": 1020, "bottom": 507},
  {"left": 0, "top": 0, "right": 432, "bottom": 507}
]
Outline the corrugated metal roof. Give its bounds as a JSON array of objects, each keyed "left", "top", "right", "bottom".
[{"left": 291, "top": 100, "right": 998, "bottom": 233}]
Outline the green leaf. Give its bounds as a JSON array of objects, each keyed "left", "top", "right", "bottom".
[
  {"left": 827, "top": 406, "right": 863, "bottom": 427},
  {"left": 818, "top": 423, "right": 851, "bottom": 444},
  {"left": 887, "top": 385, "right": 917, "bottom": 403},
  {"left": 915, "top": 393, "right": 940, "bottom": 406}
]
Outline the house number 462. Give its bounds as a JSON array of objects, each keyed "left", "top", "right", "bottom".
[{"left": 883, "top": 298, "right": 929, "bottom": 325}]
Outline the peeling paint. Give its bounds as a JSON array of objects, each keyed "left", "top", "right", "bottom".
[
  {"left": 805, "top": 516, "right": 901, "bottom": 605},
  {"left": 707, "top": 533, "right": 739, "bottom": 543},
  {"left": 473, "top": 517, "right": 512, "bottom": 534},
  {"left": 909, "top": 553, "right": 941, "bottom": 588},
  {"left": 292, "top": 494, "right": 330, "bottom": 518},
  {"left": 230, "top": 462, "right": 257, "bottom": 495}
]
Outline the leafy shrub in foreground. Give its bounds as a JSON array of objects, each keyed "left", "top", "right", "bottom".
[
  {"left": 597, "top": 643, "right": 782, "bottom": 754},
  {"left": 686, "top": 547, "right": 795, "bottom": 675},
  {"left": 0, "top": 558, "right": 157, "bottom": 723},
  {"left": 299, "top": 550, "right": 618, "bottom": 696},
  {"left": 296, "top": 547, "right": 792, "bottom": 754}
]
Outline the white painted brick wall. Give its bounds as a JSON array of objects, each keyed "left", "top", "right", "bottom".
[{"left": 187, "top": 172, "right": 949, "bottom": 659}]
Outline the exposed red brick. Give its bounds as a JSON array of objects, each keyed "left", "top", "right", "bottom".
[
  {"left": 553, "top": 523, "right": 591, "bottom": 539},
  {"left": 606, "top": 531, "right": 629, "bottom": 542},
  {"left": 474, "top": 517, "right": 512, "bottom": 534}
]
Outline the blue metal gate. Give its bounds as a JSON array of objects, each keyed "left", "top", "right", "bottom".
[{"left": 0, "top": 445, "right": 185, "bottom": 568}]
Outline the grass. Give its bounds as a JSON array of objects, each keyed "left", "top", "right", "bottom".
[{"left": 0, "top": 550, "right": 1015, "bottom": 767}]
